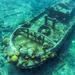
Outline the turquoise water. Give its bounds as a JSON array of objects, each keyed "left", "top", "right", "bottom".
[{"left": 0, "top": 0, "right": 75, "bottom": 75}]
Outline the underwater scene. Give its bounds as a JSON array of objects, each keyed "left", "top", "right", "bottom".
[{"left": 0, "top": 0, "right": 75, "bottom": 75}]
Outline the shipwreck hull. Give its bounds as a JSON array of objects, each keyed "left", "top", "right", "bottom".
[{"left": 7, "top": 2, "right": 75, "bottom": 69}]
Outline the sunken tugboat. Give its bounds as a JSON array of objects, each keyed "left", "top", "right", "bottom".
[{"left": 7, "top": 2, "right": 75, "bottom": 69}]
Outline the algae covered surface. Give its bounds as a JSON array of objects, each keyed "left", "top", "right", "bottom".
[{"left": 0, "top": 0, "right": 75, "bottom": 75}]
